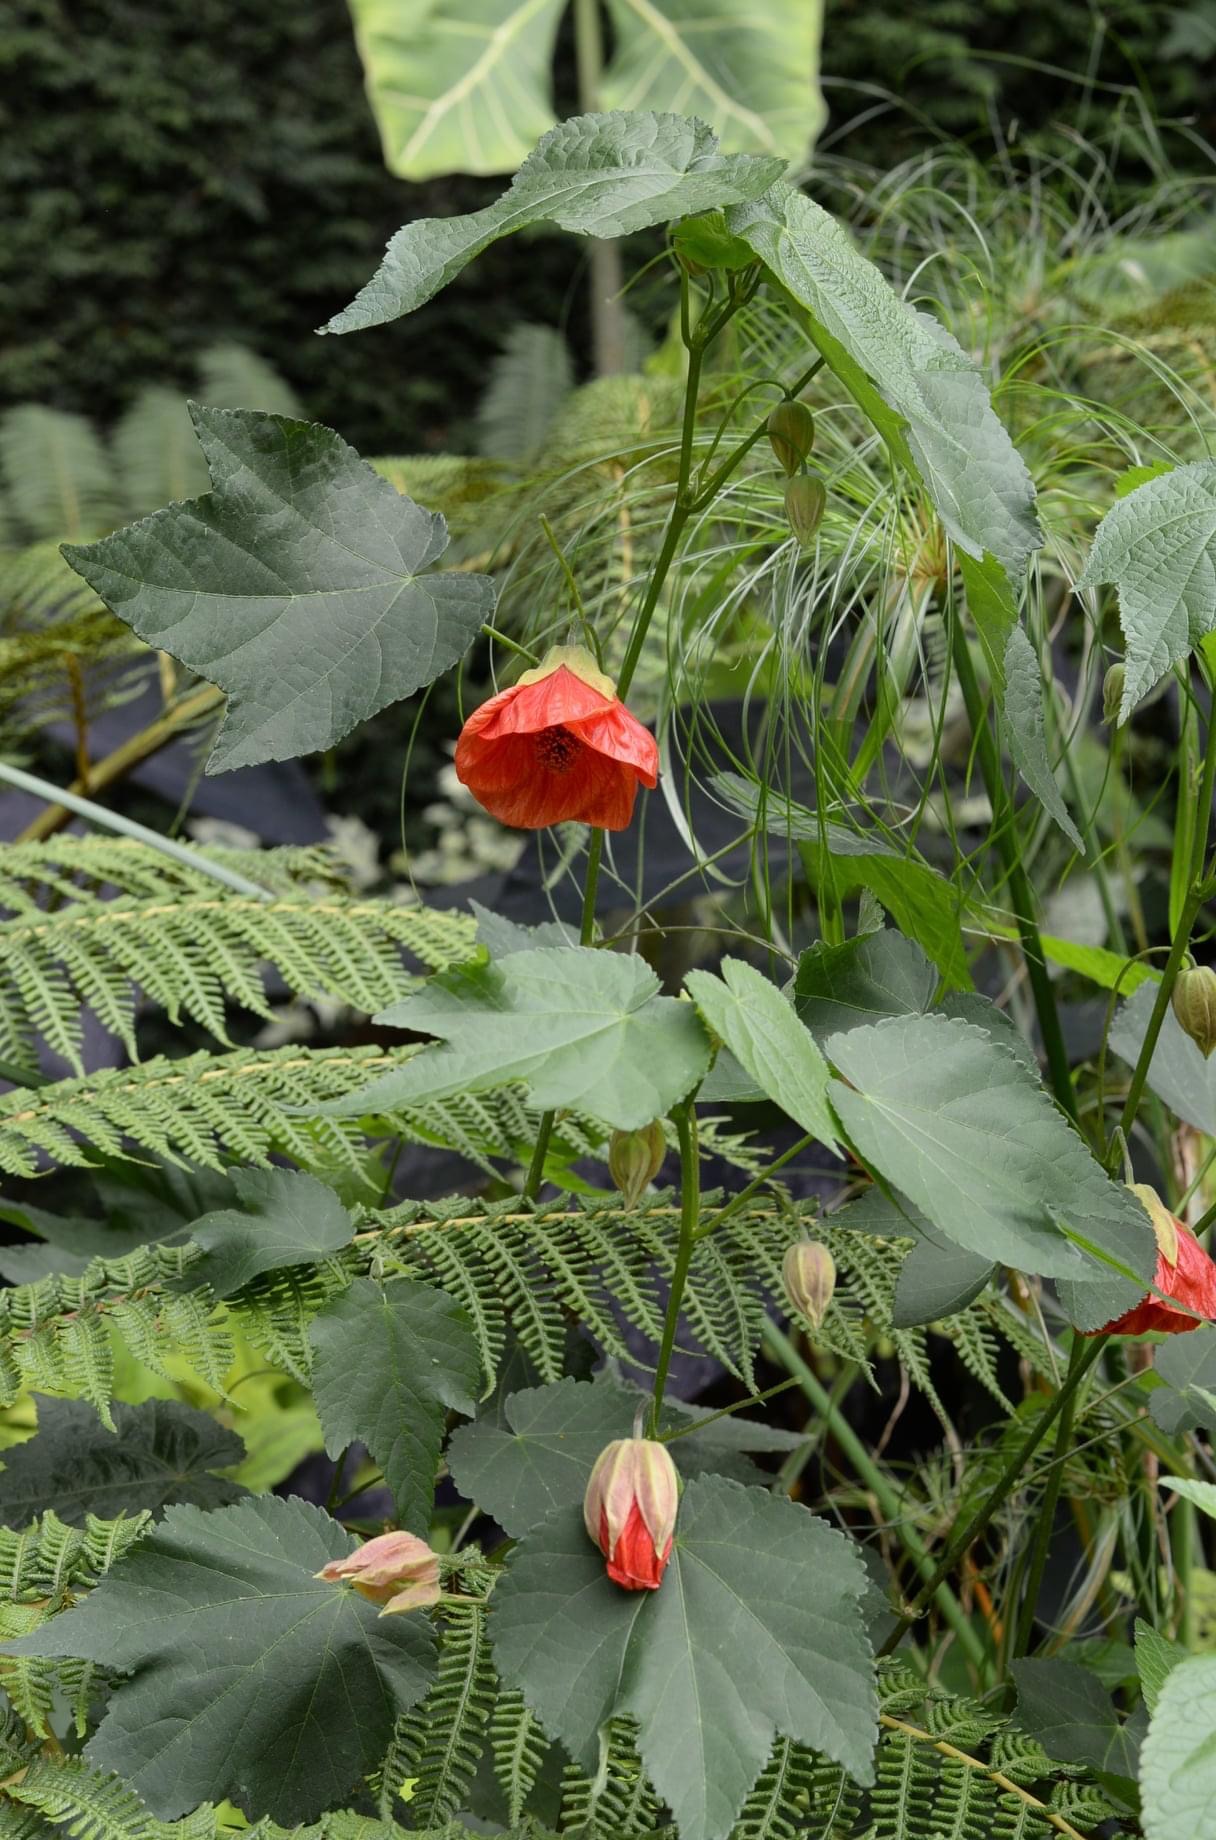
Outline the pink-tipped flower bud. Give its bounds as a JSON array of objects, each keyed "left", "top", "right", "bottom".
[
  {"left": 583, "top": 1437, "right": 679, "bottom": 1591},
  {"left": 608, "top": 1121, "right": 667, "bottom": 1206},
  {"left": 1172, "top": 963, "right": 1216, "bottom": 1060},
  {"left": 783, "top": 1240, "right": 836, "bottom": 1331},
  {"left": 315, "top": 1530, "right": 441, "bottom": 1616}
]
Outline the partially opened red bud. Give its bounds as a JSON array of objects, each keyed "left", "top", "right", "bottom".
[
  {"left": 1083, "top": 1183, "right": 1216, "bottom": 1337},
  {"left": 1172, "top": 964, "right": 1216, "bottom": 1059},
  {"left": 608, "top": 1122, "right": 666, "bottom": 1206},
  {"left": 583, "top": 1437, "right": 678, "bottom": 1591},
  {"left": 783, "top": 1240, "right": 836, "bottom": 1331},
  {"left": 316, "top": 1530, "right": 441, "bottom": 1616},
  {"left": 767, "top": 401, "right": 816, "bottom": 475}
]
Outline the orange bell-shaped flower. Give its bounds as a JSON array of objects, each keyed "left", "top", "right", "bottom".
[
  {"left": 455, "top": 645, "right": 659, "bottom": 831},
  {"left": 1088, "top": 1184, "right": 1216, "bottom": 1336},
  {"left": 315, "top": 1530, "right": 441, "bottom": 1616}
]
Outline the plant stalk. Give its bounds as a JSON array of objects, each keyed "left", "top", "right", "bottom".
[
  {"left": 1009, "top": 1336, "right": 1088, "bottom": 1660},
  {"left": 650, "top": 1098, "right": 700, "bottom": 1435},
  {"left": 765, "top": 1325, "right": 988, "bottom": 1673}
]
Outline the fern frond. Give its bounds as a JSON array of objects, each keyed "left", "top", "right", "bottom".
[
  {"left": 113, "top": 389, "right": 209, "bottom": 518},
  {"left": 380, "top": 1603, "right": 496, "bottom": 1828},
  {"left": 476, "top": 324, "right": 574, "bottom": 462},
  {"left": 490, "top": 1691, "right": 547, "bottom": 1828},
  {"left": 559, "top": 1719, "right": 662, "bottom": 1840},
  {"left": 0, "top": 839, "right": 477, "bottom": 1072},
  {"left": 194, "top": 343, "right": 302, "bottom": 418},
  {"left": 0, "top": 408, "right": 118, "bottom": 542},
  {"left": 4, "top": 1759, "right": 153, "bottom": 1840}
]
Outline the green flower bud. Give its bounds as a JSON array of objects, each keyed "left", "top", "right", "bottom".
[
  {"left": 1172, "top": 963, "right": 1216, "bottom": 1059},
  {"left": 672, "top": 210, "right": 756, "bottom": 275},
  {"left": 1103, "top": 662, "right": 1126, "bottom": 726},
  {"left": 784, "top": 473, "right": 826, "bottom": 546},
  {"left": 608, "top": 1121, "right": 667, "bottom": 1207},
  {"left": 782, "top": 1240, "right": 836, "bottom": 1331},
  {"left": 766, "top": 400, "right": 816, "bottom": 475}
]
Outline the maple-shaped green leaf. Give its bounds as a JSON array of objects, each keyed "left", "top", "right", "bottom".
[
  {"left": 1079, "top": 461, "right": 1216, "bottom": 718},
  {"left": 189, "top": 1167, "right": 354, "bottom": 1298},
  {"left": 61, "top": 407, "right": 494, "bottom": 772},
  {"left": 827, "top": 1013, "right": 1154, "bottom": 1312},
  {"left": 309, "top": 1277, "right": 480, "bottom": 1531},
  {"left": 326, "top": 111, "right": 784, "bottom": 335},
  {"left": 726, "top": 184, "right": 1041, "bottom": 579},
  {"left": 1110, "top": 980, "right": 1216, "bottom": 1133},
  {"left": 0, "top": 1396, "right": 244, "bottom": 1527},
  {"left": 2, "top": 1495, "right": 435, "bottom": 1822},
  {"left": 1012, "top": 1657, "right": 1140, "bottom": 1782},
  {"left": 1002, "top": 625, "right": 1084, "bottom": 853},
  {"left": 447, "top": 1377, "right": 801, "bottom": 1536},
  {"left": 685, "top": 958, "right": 838, "bottom": 1147},
  {"left": 315, "top": 946, "right": 711, "bottom": 1132},
  {"left": 1141, "top": 1652, "right": 1216, "bottom": 1840},
  {"left": 492, "top": 1476, "right": 876, "bottom": 1840}
]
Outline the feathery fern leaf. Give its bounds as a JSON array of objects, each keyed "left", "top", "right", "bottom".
[
  {"left": 490, "top": 1692, "right": 548, "bottom": 1828},
  {"left": 0, "top": 839, "right": 477, "bottom": 1072},
  {"left": 381, "top": 1603, "right": 496, "bottom": 1828},
  {"left": 5, "top": 1758, "right": 154, "bottom": 1840},
  {"left": 112, "top": 388, "right": 210, "bottom": 519},
  {"left": 559, "top": 1720, "right": 663, "bottom": 1840},
  {"left": 476, "top": 324, "right": 574, "bottom": 463},
  {"left": 0, "top": 409, "right": 118, "bottom": 542}
]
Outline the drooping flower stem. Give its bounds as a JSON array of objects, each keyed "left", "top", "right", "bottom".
[
  {"left": 877, "top": 1334, "right": 1109, "bottom": 1658},
  {"left": 649, "top": 1097, "right": 700, "bottom": 1437}
]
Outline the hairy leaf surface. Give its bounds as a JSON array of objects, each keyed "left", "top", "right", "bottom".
[
  {"left": 189, "top": 1167, "right": 354, "bottom": 1298},
  {"left": 686, "top": 958, "right": 838, "bottom": 1147}
]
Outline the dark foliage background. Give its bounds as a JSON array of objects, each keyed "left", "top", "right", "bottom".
[{"left": 4, "top": 0, "right": 1212, "bottom": 454}]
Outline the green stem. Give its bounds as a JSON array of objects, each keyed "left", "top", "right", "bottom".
[
  {"left": 650, "top": 1099, "right": 700, "bottom": 1436},
  {"left": 0, "top": 759, "right": 274, "bottom": 901},
  {"left": 689, "top": 356, "right": 826, "bottom": 514},
  {"left": 695, "top": 1132, "right": 815, "bottom": 1239},
  {"left": 1009, "top": 1337, "right": 1087, "bottom": 1660},
  {"left": 877, "top": 1335, "right": 1108, "bottom": 1657},
  {"left": 765, "top": 1326, "right": 988, "bottom": 1674},
  {"left": 657, "top": 1375, "right": 800, "bottom": 1443},
  {"left": 949, "top": 621, "right": 1077, "bottom": 1121}
]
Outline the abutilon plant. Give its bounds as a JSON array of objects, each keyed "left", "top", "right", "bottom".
[{"left": 3, "top": 97, "right": 1216, "bottom": 1840}]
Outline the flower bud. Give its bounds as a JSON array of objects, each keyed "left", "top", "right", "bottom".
[
  {"left": 672, "top": 210, "right": 755, "bottom": 275},
  {"left": 1102, "top": 662, "right": 1125, "bottom": 725},
  {"left": 783, "top": 1240, "right": 836, "bottom": 1331},
  {"left": 608, "top": 1121, "right": 667, "bottom": 1206},
  {"left": 1129, "top": 1181, "right": 1180, "bottom": 1267},
  {"left": 784, "top": 474, "right": 826, "bottom": 546},
  {"left": 766, "top": 400, "right": 816, "bottom": 475},
  {"left": 1172, "top": 964, "right": 1216, "bottom": 1059},
  {"left": 316, "top": 1530, "right": 441, "bottom": 1616},
  {"left": 583, "top": 1438, "right": 678, "bottom": 1591}
]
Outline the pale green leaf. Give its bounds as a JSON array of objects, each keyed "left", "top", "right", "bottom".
[
  {"left": 1140, "top": 1653, "right": 1216, "bottom": 1840},
  {"left": 1135, "top": 1617, "right": 1186, "bottom": 1716},
  {"left": 1110, "top": 980, "right": 1215, "bottom": 1131},
  {"left": 492, "top": 1477, "right": 876, "bottom": 1840},
  {"left": 1079, "top": 461, "right": 1216, "bottom": 717},
  {"left": 1012, "top": 1657, "right": 1140, "bottom": 1781},
  {"left": 1, "top": 1495, "right": 435, "bottom": 1822},
  {"left": 685, "top": 958, "right": 838, "bottom": 1147},
  {"left": 601, "top": 0, "right": 825, "bottom": 163},
  {"left": 326, "top": 111, "right": 785, "bottom": 335},
  {"left": 189, "top": 1167, "right": 354, "bottom": 1298},
  {"left": 826, "top": 1013, "right": 1155, "bottom": 1304},
  {"left": 726, "top": 184, "right": 1041, "bottom": 577},
  {"left": 1159, "top": 1475, "right": 1216, "bottom": 1519},
  {"left": 1003, "top": 625, "right": 1084, "bottom": 853},
  {"left": 309, "top": 1277, "right": 480, "bottom": 1531},
  {"left": 1150, "top": 1328, "right": 1216, "bottom": 1436},
  {"left": 349, "top": 0, "right": 565, "bottom": 180},
  {"left": 62, "top": 406, "right": 494, "bottom": 772},
  {"left": 315, "top": 946, "right": 711, "bottom": 1132},
  {"left": 891, "top": 1240, "right": 993, "bottom": 1326}
]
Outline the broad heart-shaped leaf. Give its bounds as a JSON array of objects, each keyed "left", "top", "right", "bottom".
[
  {"left": 349, "top": 0, "right": 566, "bottom": 180},
  {"left": 1148, "top": 1326, "right": 1216, "bottom": 1437},
  {"left": 189, "top": 1167, "right": 354, "bottom": 1298},
  {"left": 1111, "top": 979, "right": 1216, "bottom": 1133},
  {"left": 491, "top": 1478, "right": 877, "bottom": 1840},
  {"left": 447, "top": 1377, "right": 803, "bottom": 1536},
  {"left": 891, "top": 1239, "right": 994, "bottom": 1327},
  {"left": 1012, "top": 1657, "right": 1140, "bottom": 1783},
  {"left": 326, "top": 111, "right": 785, "bottom": 335},
  {"left": 62, "top": 406, "right": 494, "bottom": 772},
  {"left": 2, "top": 1495, "right": 435, "bottom": 1822},
  {"left": 309, "top": 1278, "right": 479, "bottom": 1532},
  {"left": 315, "top": 946, "right": 711, "bottom": 1132},
  {"left": 0, "top": 1397, "right": 244, "bottom": 1528},
  {"left": 726, "top": 184, "right": 1041, "bottom": 579},
  {"left": 1079, "top": 461, "right": 1216, "bottom": 718},
  {"left": 1002, "top": 625, "right": 1085, "bottom": 853},
  {"left": 685, "top": 958, "right": 838, "bottom": 1148},
  {"left": 714, "top": 772, "right": 970, "bottom": 989},
  {"left": 1136, "top": 1617, "right": 1186, "bottom": 1716},
  {"left": 826, "top": 1013, "right": 1155, "bottom": 1312},
  {"left": 1141, "top": 1653, "right": 1216, "bottom": 1840},
  {"left": 601, "top": 0, "right": 825, "bottom": 163}
]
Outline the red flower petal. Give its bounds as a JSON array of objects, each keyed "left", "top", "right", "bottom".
[
  {"left": 600, "top": 1501, "right": 673, "bottom": 1591},
  {"left": 454, "top": 667, "right": 658, "bottom": 831},
  {"left": 1090, "top": 1219, "right": 1216, "bottom": 1336}
]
